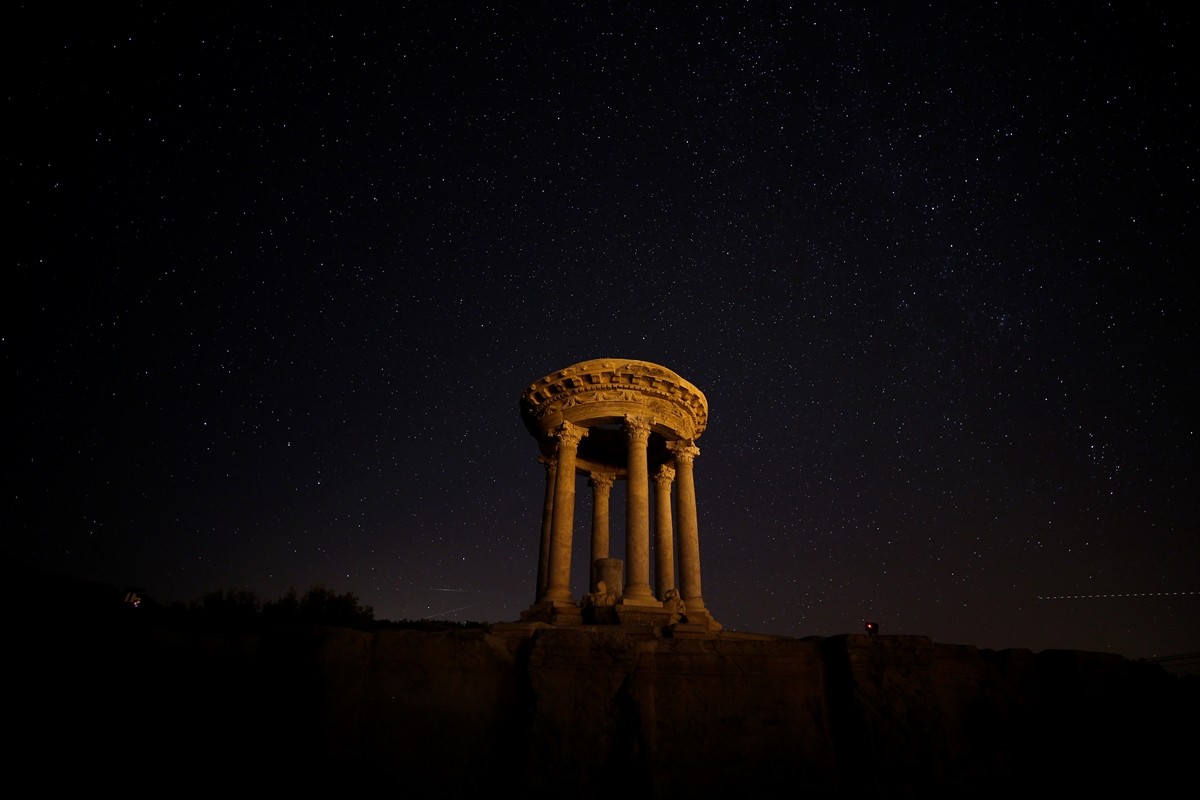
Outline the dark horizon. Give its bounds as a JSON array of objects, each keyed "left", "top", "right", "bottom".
[{"left": 14, "top": 559, "right": 1199, "bottom": 670}]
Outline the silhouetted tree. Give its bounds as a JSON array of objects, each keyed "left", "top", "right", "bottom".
[
  {"left": 152, "top": 584, "right": 382, "bottom": 634},
  {"left": 200, "top": 589, "right": 262, "bottom": 633},
  {"left": 261, "top": 588, "right": 300, "bottom": 627},
  {"left": 297, "top": 585, "right": 375, "bottom": 629}
]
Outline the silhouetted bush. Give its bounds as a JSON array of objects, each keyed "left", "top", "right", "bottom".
[
  {"left": 260, "top": 588, "right": 300, "bottom": 628},
  {"left": 199, "top": 588, "right": 263, "bottom": 633},
  {"left": 292, "top": 584, "right": 374, "bottom": 629},
  {"left": 130, "top": 585, "right": 378, "bottom": 635},
  {"left": 16, "top": 566, "right": 493, "bottom": 635}
]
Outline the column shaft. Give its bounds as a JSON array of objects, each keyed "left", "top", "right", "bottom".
[
  {"left": 623, "top": 416, "right": 655, "bottom": 601},
  {"left": 654, "top": 465, "right": 676, "bottom": 599},
  {"left": 543, "top": 422, "right": 587, "bottom": 603},
  {"left": 670, "top": 441, "right": 707, "bottom": 614},
  {"left": 536, "top": 456, "right": 556, "bottom": 601},
  {"left": 589, "top": 472, "right": 616, "bottom": 592}
]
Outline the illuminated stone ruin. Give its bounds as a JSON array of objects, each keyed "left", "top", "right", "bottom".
[{"left": 518, "top": 359, "right": 721, "bottom": 631}]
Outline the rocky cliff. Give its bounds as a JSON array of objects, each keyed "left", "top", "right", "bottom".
[{"left": 16, "top": 606, "right": 1196, "bottom": 797}]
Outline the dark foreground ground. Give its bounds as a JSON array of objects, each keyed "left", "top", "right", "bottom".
[{"left": 12, "top": 569, "right": 1199, "bottom": 797}]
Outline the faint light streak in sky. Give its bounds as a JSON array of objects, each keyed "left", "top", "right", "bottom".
[
  {"left": 425, "top": 602, "right": 483, "bottom": 619},
  {"left": 1036, "top": 592, "right": 1198, "bottom": 600}
]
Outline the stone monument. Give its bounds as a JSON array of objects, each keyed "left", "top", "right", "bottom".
[{"left": 517, "top": 358, "right": 721, "bottom": 631}]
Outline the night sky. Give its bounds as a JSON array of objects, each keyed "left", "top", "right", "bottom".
[{"left": 8, "top": 3, "right": 1197, "bottom": 660}]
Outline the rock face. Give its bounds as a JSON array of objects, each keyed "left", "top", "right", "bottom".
[{"left": 18, "top": 614, "right": 1196, "bottom": 797}]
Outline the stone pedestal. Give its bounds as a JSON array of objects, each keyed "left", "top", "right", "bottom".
[
  {"left": 593, "top": 557, "right": 623, "bottom": 597},
  {"left": 583, "top": 605, "right": 620, "bottom": 625},
  {"left": 665, "top": 622, "right": 713, "bottom": 638},
  {"left": 614, "top": 604, "right": 675, "bottom": 626},
  {"left": 680, "top": 608, "right": 723, "bottom": 632},
  {"left": 520, "top": 601, "right": 583, "bottom": 626}
]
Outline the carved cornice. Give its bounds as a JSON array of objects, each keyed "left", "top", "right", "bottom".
[{"left": 520, "top": 358, "right": 708, "bottom": 440}]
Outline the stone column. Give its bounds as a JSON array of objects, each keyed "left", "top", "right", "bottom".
[
  {"left": 653, "top": 464, "right": 676, "bottom": 599},
  {"left": 669, "top": 440, "right": 709, "bottom": 617},
  {"left": 536, "top": 456, "right": 557, "bottom": 601},
  {"left": 623, "top": 416, "right": 655, "bottom": 602},
  {"left": 589, "top": 471, "right": 616, "bottom": 592},
  {"left": 542, "top": 421, "right": 587, "bottom": 604}
]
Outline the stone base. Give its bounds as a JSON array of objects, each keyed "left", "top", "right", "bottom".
[
  {"left": 683, "top": 607, "right": 723, "bottom": 632},
  {"left": 617, "top": 593, "right": 661, "bottom": 607},
  {"left": 614, "top": 603, "right": 674, "bottom": 627},
  {"left": 519, "top": 599, "right": 722, "bottom": 633},
  {"left": 520, "top": 601, "right": 583, "bottom": 626},
  {"left": 665, "top": 622, "right": 713, "bottom": 638},
  {"left": 582, "top": 605, "right": 620, "bottom": 625},
  {"left": 669, "top": 598, "right": 723, "bottom": 632}
]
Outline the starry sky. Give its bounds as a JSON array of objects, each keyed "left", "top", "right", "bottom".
[{"left": 8, "top": 2, "right": 1197, "bottom": 660}]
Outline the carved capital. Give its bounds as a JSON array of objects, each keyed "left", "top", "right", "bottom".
[
  {"left": 624, "top": 415, "right": 653, "bottom": 443},
  {"left": 654, "top": 465, "right": 676, "bottom": 488},
  {"left": 589, "top": 471, "right": 617, "bottom": 492},
  {"left": 668, "top": 440, "right": 700, "bottom": 464},
  {"left": 554, "top": 421, "right": 588, "bottom": 449}
]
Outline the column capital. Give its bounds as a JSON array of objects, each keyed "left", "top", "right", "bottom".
[
  {"left": 654, "top": 464, "right": 676, "bottom": 488},
  {"left": 668, "top": 439, "right": 700, "bottom": 464},
  {"left": 589, "top": 471, "right": 617, "bottom": 491},
  {"left": 623, "top": 415, "right": 653, "bottom": 442},
  {"left": 554, "top": 420, "right": 588, "bottom": 448}
]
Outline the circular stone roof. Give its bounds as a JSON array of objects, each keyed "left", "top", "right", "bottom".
[{"left": 519, "top": 359, "right": 708, "bottom": 447}]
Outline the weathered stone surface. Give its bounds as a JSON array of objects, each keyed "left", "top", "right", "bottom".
[
  {"left": 520, "top": 359, "right": 721, "bottom": 631},
  {"left": 18, "top": 615, "right": 1196, "bottom": 797},
  {"left": 520, "top": 358, "right": 709, "bottom": 445}
]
